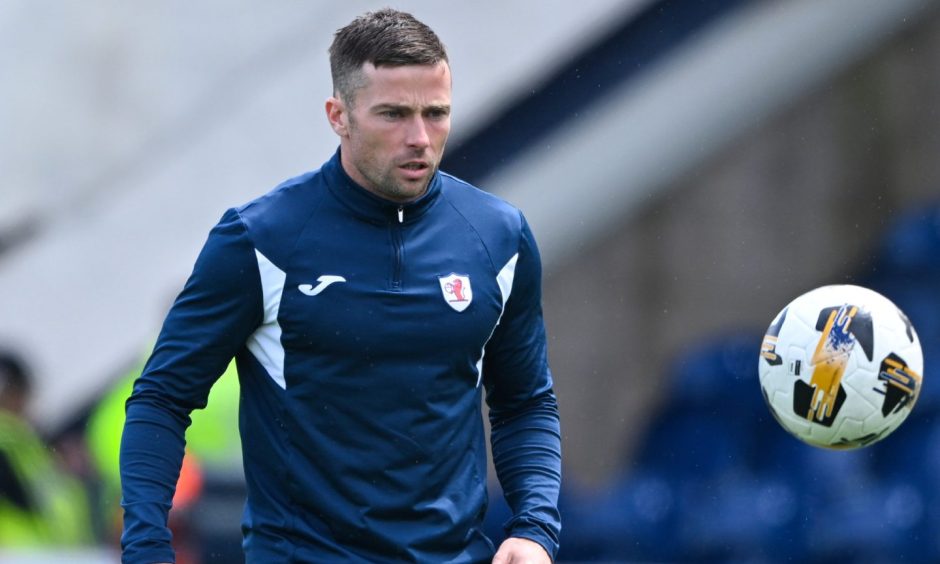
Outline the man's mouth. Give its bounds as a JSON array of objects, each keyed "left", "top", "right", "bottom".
[
  {"left": 399, "top": 161, "right": 431, "bottom": 180},
  {"left": 400, "top": 161, "right": 429, "bottom": 171}
]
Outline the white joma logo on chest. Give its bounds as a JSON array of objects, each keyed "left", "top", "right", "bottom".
[{"left": 298, "top": 275, "right": 347, "bottom": 296}]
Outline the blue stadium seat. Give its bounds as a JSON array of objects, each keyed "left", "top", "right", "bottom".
[
  {"left": 869, "top": 411, "right": 940, "bottom": 495},
  {"left": 801, "top": 426, "right": 936, "bottom": 564},
  {"left": 614, "top": 331, "right": 773, "bottom": 560},
  {"left": 649, "top": 330, "right": 769, "bottom": 478},
  {"left": 632, "top": 409, "right": 749, "bottom": 485},
  {"left": 876, "top": 200, "right": 940, "bottom": 277},
  {"left": 578, "top": 470, "right": 683, "bottom": 562},
  {"left": 666, "top": 331, "right": 765, "bottom": 419},
  {"left": 751, "top": 427, "right": 875, "bottom": 496},
  {"left": 680, "top": 473, "right": 806, "bottom": 562}
]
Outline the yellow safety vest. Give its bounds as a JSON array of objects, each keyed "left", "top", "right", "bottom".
[
  {"left": 0, "top": 410, "right": 93, "bottom": 546},
  {"left": 86, "top": 358, "right": 242, "bottom": 529}
]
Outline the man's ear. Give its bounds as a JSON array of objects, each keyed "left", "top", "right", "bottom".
[{"left": 325, "top": 96, "right": 349, "bottom": 137}]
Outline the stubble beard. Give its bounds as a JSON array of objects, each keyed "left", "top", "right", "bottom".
[
  {"left": 352, "top": 146, "right": 443, "bottom": 203},
  {"left": 368, "top": 160, "right": 434, "bottom": 202}
]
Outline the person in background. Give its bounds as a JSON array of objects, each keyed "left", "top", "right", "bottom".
[
  {"left": 88, "top": 357, "right": 243, "bottom": 563},
  {"left": 0, "top": 347, "right": 94, "bottom": 546}
]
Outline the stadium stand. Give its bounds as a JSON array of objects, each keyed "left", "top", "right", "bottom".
[{"left": 583, "top": 201, "right": 940, "bottom": 562}]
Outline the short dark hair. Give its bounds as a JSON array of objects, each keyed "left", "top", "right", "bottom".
[
  {"left": 329, "top": 8, "right": 448, "bottom": 105},
  {"left": 0, "top": 349, "right": 31, "bottom": 397}
]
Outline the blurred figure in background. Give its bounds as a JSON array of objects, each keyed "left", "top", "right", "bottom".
[
  {"left": 0, "top": 347, "right": 94, "bottom": 546},
  {"left": 87, "top": 355, "right": 244, "bottom": 564}
]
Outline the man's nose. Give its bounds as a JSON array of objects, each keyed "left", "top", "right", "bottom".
[{"left": 405, "top": 117, "right": 431, "bottom": 148}]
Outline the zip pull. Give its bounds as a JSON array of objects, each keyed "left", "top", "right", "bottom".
[{"left": 397, "top": 207, "right": 404, "bottom": 223}]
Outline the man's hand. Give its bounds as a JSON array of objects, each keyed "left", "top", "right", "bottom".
[{"left": 492, "top": 537, "right": 551, "bottom": 563}]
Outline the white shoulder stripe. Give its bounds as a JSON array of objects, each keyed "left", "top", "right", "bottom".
[
  {"left": 246, "top": 249, "right": 287, "bottom": 389},
  {"left": 496, "top": 253, "right": 519, "bottom": 307},
  {"left": 475, "top": 253, "right": 520, "bottom": 387}
]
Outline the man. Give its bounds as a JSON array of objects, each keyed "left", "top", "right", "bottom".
[{"left": 120, "top": 8, "right": 561, "bottom": 563}]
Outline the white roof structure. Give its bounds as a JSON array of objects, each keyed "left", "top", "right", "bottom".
[{"left": 0, "top": 0, "right": 649, "bottom": 429}]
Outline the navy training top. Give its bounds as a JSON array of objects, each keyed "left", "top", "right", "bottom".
[{"left": 120, "top": 150, "right": 562, "bottom": 563}]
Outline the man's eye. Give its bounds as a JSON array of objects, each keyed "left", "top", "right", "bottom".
[{"left": 381, "top": 110, "right": 401, "bottom": 119}]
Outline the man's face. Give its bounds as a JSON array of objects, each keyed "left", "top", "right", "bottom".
[{"left": 327, "top": 61, "right": 452, "bottom": 203}]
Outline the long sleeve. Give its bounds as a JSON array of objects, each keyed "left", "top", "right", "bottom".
[
  {"left": 120, "top": 209, "right": 263, "bottom": 564},
  {"left": 483, "top": 216, "right": 562, "bottom": 560}
]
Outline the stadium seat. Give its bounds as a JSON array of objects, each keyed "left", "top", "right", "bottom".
[
  {"left": 665, "top": 331, "right": 766, "bottom": 419},
  {"left": 680, "top": 473, "right": 806, "bottom": 562},
  {"left": 578, "top": 470, "right": 683, "bottom": 562},
  {"left": 875, "top": 200, "right": 940, "bottom": 277},
  {"left": 632, "top": 408, "right": 749, "bottom": 486}
]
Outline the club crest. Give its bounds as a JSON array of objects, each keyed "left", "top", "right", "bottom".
[{"left": 439, "top": 273, "right": 472, "bottom": 312}]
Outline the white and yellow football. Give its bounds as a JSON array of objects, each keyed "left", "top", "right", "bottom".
[{"left": 759, "top": 284, "right": 923, "bottom": 449}]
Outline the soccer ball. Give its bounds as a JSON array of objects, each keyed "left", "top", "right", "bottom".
[{"left": 758, "top": 284, "right": 923, "bottom": 449}]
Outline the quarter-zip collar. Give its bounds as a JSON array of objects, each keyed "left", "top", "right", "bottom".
[{"left": 323, "top": 148, "right": 442, "bottom": 225}]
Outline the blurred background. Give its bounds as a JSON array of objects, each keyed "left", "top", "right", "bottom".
[{"left": 2, "top": 0, "right": 940, "bottom": 562}]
